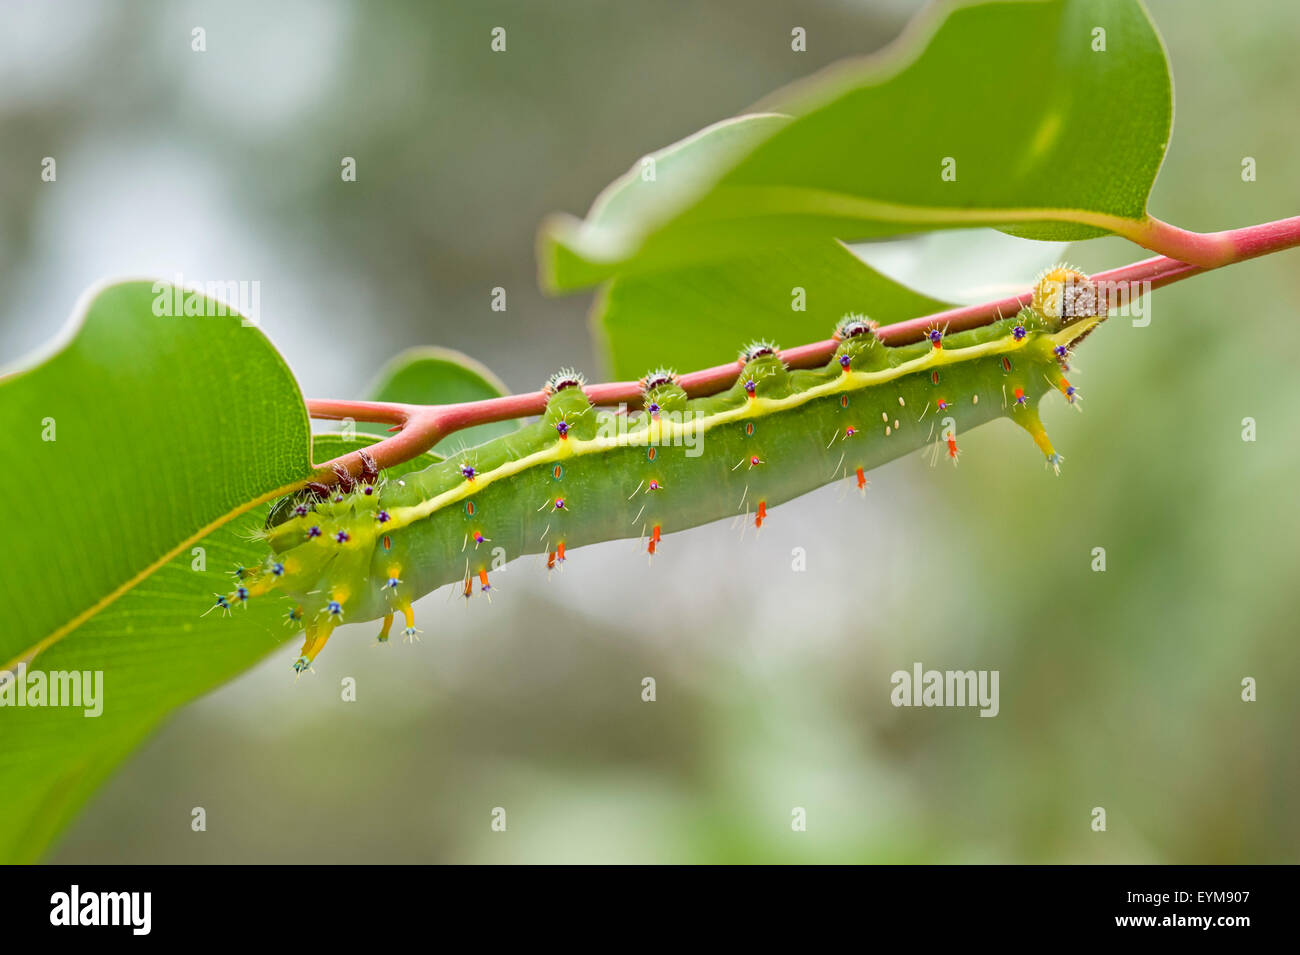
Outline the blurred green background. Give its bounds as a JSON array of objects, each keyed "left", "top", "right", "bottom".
[{"left": 4, "top": 0, "right": 1297, "bottom": 862}]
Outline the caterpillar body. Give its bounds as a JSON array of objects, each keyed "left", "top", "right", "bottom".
[{"left": 223, "top": 269, "right": 1105, "bottom": 672}]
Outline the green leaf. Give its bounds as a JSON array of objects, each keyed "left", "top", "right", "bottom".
[
  {"left": 541, "top": 113, "right": 791, "bottom": 290},
  {"left": 541, "top": 0, "right": 1172, "bottom": 290},
  {"left": 597, "top": 240, "right": 954, "bottom": 380},
  {"left": 361, "top": 346, "right": 519, "bottom": 454},
  {"left": 1, "top": 281, "right": 319, "bottom": 862}
]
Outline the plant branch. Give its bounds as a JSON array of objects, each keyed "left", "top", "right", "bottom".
[
  {"left": 1122, "top": 213, "right": 1300, "bottom": 268},
  {"left": 306, "top": 213, "right": 1300, "bottom": 485}
]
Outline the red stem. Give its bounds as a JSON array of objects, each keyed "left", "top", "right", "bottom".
[
  {"left": 306, "top": 214, "right": 1300, "bottom": 483},
  {"left": 1124, "top": 213, "right": 1300, "bottom": 268}
]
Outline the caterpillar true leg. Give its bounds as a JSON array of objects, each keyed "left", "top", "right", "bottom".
[
  {"left": 357, "top": 448, "right": 380, "bottom": 484},
  {"left": 304, "top": 481, "right": 332, "bottom": 499},
  {"left": 330, "top": 461, "right": 356, "bottom": 493}
]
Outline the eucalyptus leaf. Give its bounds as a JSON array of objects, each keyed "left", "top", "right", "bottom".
[
  {"left": 542, "top": 0, "right": 1171, "bottom": 290},
  {"left": 597, "top": 239, "right": 954, "bottom": 380}
]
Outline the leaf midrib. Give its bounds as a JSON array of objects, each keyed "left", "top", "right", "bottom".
[{"left": 2, "top": 481, "right": 303, "bottom": 673}]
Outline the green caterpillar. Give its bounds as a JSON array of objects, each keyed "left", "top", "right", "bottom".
[{"left": 218, "top": 267, "right": 1104, "bottom": 672}]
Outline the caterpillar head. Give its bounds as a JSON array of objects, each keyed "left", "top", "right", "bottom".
[
  {"left": 1032, "top": 265, "right": 1108, "bottom": 327},
  {"left": 228, "top": 486, "right": 388, "bottom": 623},
  {"left": 265, "top": 491, "right": 315, "bottom": 531}
]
